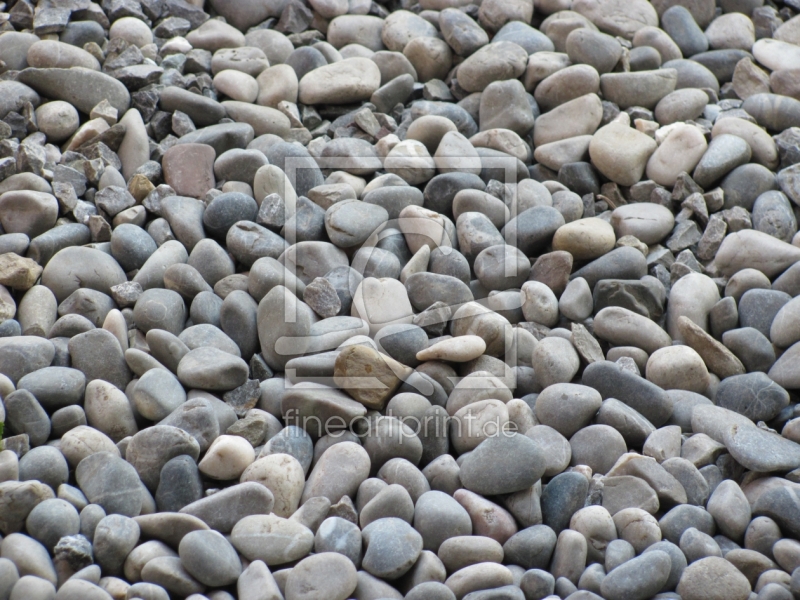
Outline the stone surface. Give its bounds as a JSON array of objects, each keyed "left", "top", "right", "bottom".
[{"left": 0, "top": 4, "right": 798, "bottom": 600}]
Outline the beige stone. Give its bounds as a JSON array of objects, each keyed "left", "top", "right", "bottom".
[
  {"left": 572, "top": 0, "right": 658, "bottom": 39},
  {"left": 256, "top": 64, "right": 298, "bottom": 107},
  {"left": 589, "top": 122, "right": 657, "bottom": 187},
  {"left": 552, "top": 218, "right": 615, "bottom": 260},
  {"left": 198, "top": 435, "right": 255, "bottom": 480},
  {"left": 0, "top": 253, "right": 42, "bottom": 290},
  {"left": 646, "top": 124, "right": 707, "bottom": 187},
  {"left": 594, "top": 306, "right": 672, "bottom": 355},
  {"left": 417, "top": 335, "right": 486, "bottom": 362},
  {"left": 213, "top": 70, "right": 259, "bottom": 103},
  {"left": 240, "top": 454, "right": 305, "bottom": 518},
  {"left": 534, "top": 93, "right": 603, "bottom": 147},
  {"left": 299, "top": 57, "right": 381, "bottom": 105},
  {"left": 646, "top": 345, "right": 709, "bottom": 393},
  {"left": 610, "top": 203, "right": 674, "bottom": 245}
]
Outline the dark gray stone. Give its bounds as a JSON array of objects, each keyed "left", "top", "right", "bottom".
[
  {"left": 155, "top": 455, "right": 203, "bottom": 513},
  {"left": 593, "top": 278, "right": 665, "bottom": 320},
  {"left": 502, "top": 206, "right": 564, "bottom": 256},
  {"left": 582, "top": 360, "right": 673, "bottom": 427},
  {"left": 3, "top": 389, "right": 50, "bottom": 447},
  {"left": 203, "top": 192, "right": 258, "bottom": 239},
  {"left": 503, "top": 525, "right": 557, "bottom": 570},
  {"left": 600, "top": 550, "right": 671, "bottom": 600},
  {"left": 541, "top": 471, "right": 590, "bottom": 534},
  {"left": 405, "top": 272, "right": 474, "bottom": 312},
  {"left": 423, "top": 172, "right": 486, "bottom": 215},
  {"left": 661, "top": 6, "right": 708, "bottom": 57}
]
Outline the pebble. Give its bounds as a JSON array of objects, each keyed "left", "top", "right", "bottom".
[
  {"left": 284, "top": 553, "right": 357, "bottom": 600},
  {"left": 0, "top": 1, "right": 798, "bottom": 598},
  {"left": 677, "top": 556, "right": 751, "bottom": 600},
  {"left": 231, "top": 513, "right": 314, "bottom": 565},
  {"left": 299, "top": 57, "right": 381, "bottom": 105},
  {"left": 75, "top": 451, "right": 142, "bottom": 517},
  {"left": 178, "top": 529, "right": 242, "bottom": 587},
  {"left": 646, "top": 346, "right": 708, "bottom": 393},
  {"left": 459, "top": 433, "right": 545, "bottom": 496},
  {"left": 601, "top": 550, "right": 671, "bottom": 600}
]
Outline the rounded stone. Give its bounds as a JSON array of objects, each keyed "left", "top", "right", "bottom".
[
  {"left": 25, "top": 498, "right": 80, "bottom": 552},
  {"left": 362, "top": 518, "right": 423, "bottom": 580},
  {"left": 676, "top": 556, "right": 751, "bottom": 600},
  {"left": 610, "top": 203, "right": 675, "bottom": 245},
  {"left": 570, "top": 425, "right": 628, "bottom": 475},
  {"left": 18, "top": 446, "right": 69, "bottom": 491},
  {"left": 231, "top": 513, "right": 314, "bottom": 566},
  {"left": 178, "top": 530, "right": 242, "bottom": 587},
  {"left": 646, "top": 346, "right": 709, "bottom": 393},
  {"left": 299, "top": 57, "right": 381, "bottom": 105},
  {"left": 535, "top": 383, "right": 603, "bottom": 439},
  {"left": 35, "top": 101, "right": 79, "bottom": 143},
  {"left": 459, "top": 433, "right": 546, "bottom": 496},
  {"left": 284, "top": 552, "right": 358, "bottom": 600},
  {"left": 413, "top": 490, "right": 472, "bottom": 552}
]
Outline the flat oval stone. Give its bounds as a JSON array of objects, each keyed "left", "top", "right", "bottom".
[
  {"left": 126, "top": 425, "right": 201, "bottom": 492},
  {"left": 362, "top": 517, "right": 424, "bottom": 580},
  {"left": 601, "top": 549, "right": 671, "bottom": 599},
  {"left": 693, "top": 134, "right": 752, "bottom": 189},
  {"left": 676, "top": 556, "right": 751, "bottom": 600},
  {"left": 582, "top": 360, "right": 673, "bottom": 427},
  {"left": 711, "top": 117, "right": 779, "bottom": 170},
  {"left": 241, "top": 453, "right": 305, "bottom": 517},
  {"left": 594, "top": 306, "right": 672, "bottom": 355},
  {"left": 299, "top": 57, "right": 381, "bottom": 105},
  {"left": 281, "top": 383, "right": 367, "bottom": 438},
  {"left": 535, "top": 383, "right": 603, "bottom": 439},
  {"left": 301, "top": 441, "right": 371, "bottom": 504},
  {"left": 457, "top": 42, "right": 528, "bottom": 93},
  {"left": 177, "top": 347, "right": 249, "bottom": 391},
  {"left": 1, "top": 533, "right": 57, "bottom": 584},
  {"left": 42, "top": 247, "right": 127, "bottom": 304},
  {"left": 284, "top": 552, "right": 358, "bottom": 600},
  {"left": 180, "top": 482, "right": 274, "bottom": 533},
  {"left": 0, "top": 191, "right": 58, "bottom": 238},
  {"left": 715, "top": 230, "right": 800, "bottom": 279},
  {"left": 460, "top": 433, "right": 545, "bottom": 496},
  {"left": 715, "top": 372, "right": 789, "bottom": 422},
  {"left": 0, "top": 337, "right": 55, "bottom": 385},
  {"left": 93, "top": 514, "right": 140, "bottom": 575},
  {"left": 17, "top": 67, "right": 130, "bottom": 115},
  {"left": 179, "top": 529, "right": 242, "bottom": 587},
  {"left": 75, "top": 452, "right": 142, "bottom": 518},
  {"left": 231, "top": 513, "right": 314, "bottom": 566},
  {"left": 132, "top": 368, "right": 187, "bottom": 422},
  {"left": 655, "top": 88, "right": 709, "bottom": 126}
]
